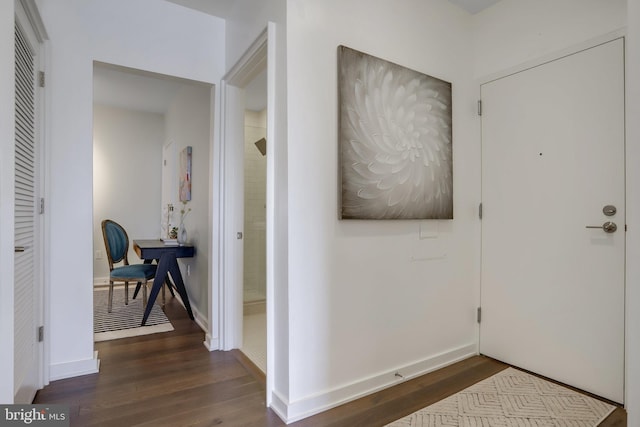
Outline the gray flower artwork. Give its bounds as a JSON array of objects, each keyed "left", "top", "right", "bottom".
[{"left": 339, "top": 46, "right": 453, "bottom": 219}]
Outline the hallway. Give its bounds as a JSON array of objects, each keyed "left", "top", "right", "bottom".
[{"left": 33, "top": 297, "right": 626, "bottom": 426}]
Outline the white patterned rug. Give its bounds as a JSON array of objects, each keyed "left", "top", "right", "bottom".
[
  {"left": 94, "top": 288, "right": 173, "bottom": 342},
  {"left": 386, "top": 367, "right": 615, "bottom": 427}
]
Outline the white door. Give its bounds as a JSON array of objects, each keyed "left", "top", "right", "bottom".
[
  {"left": 14, "top": 2, "right": 44, "bottom": 403},
  {"left": 480, "top": 38, "right": 625, "bottom": 403},
  {"left": 161, "top": 141, "right": 177, "bottom": 238}
]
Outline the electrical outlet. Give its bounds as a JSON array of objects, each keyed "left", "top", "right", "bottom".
[{"left": 95, "top": 250, "right": 103, "bottom": 260}]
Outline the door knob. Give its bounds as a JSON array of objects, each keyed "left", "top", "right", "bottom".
[{"left": 585, "top": 221, "right": 617, "bottom": 233}]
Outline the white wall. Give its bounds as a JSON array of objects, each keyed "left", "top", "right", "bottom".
[
  {"left": 35, "top": 0, "right": 225, "bottom": 380},
  {"left": 164, "top": 83, "right": 212, "bottom": 324},
  {"left": 224, "top": 0, "right": 285, "bottom": 70},
  {"left": 472, "top": 0, "right": 626, "bottom": 79},
  {"left": 0, "top": 0, "right": 15, "bottom": 403},
  {"left": 284, "top": 0, "right": 477, "bottom": 420},
  {"left": 92, "top": 105, "right": 164, "bottom": 283}
]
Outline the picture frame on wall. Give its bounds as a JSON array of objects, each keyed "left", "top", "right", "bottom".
[{"left": 338, "top": 45, "right": 453, "bottom": 220}]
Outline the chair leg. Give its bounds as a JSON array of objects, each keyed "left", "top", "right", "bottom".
[
  {"left": 124, "top": 281, "right": 129, "bottom": 305},
  {"left": 162, "top": 282, "right": 166, "bottom": 306},
  {"left": 108, "top": 281, "right": 114, "bottom": 313}
]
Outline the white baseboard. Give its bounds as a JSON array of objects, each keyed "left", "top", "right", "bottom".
[
  {"left": 203, "top": 334, "right": 220, "bottom": 351},
  {"left": 170, "top": 288, "right": 208, "bottom": 334},
  {"left": 93, "top": 277, "right": 109, "bottom": 287},
  {"left": 189, "top": 300, "right": 218, "bottom": 350},
  {"left": 49, "top": 351, "right": 100, "bottom": 381},
  {"left": 273, "top": 343, "right": 477, "bottom": 424},
  {"left": 270, "top": 390, "right": 291, "bottom": 423},
  {"left": 191, "top": 304, "right": 208, "bottom": 333}
]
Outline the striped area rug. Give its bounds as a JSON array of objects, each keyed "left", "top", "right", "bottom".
[
  {"left": 386, "top": 367, "right": 615, "bottom": 427},
  {"left": 94, "top": 288, "right": 173, "bottom": 342}
]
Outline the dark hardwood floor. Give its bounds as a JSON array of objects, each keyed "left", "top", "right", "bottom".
[{"left": 34, "top": 297, "right": 626, "bottom": 426}]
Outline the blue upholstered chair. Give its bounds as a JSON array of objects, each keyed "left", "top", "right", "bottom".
[{"left": 101, "top": 219, "right": 157, "bottom": 313}]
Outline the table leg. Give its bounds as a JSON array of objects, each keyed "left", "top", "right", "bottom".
[
  {"left": 164, "top": 277, "right": 176, "bottom": 297},
  {"left": 141, "top": 256, "right": 169, "bottom": 326},
  {"left": 132, "top": 282, "right": 142, "bottom": 300},
  {"left": 167, "top": 255, "right": 194, "bottom": 321},
  {"left": 141, "top": 252, "right": 194, "bottom": 325}
]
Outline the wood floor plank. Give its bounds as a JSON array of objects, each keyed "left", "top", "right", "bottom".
[{"left": 34, "top": 297, "right": 626, "bottom": 426}]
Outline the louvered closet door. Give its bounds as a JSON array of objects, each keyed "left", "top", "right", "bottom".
[{"left": 14, "top": 7, "right": 42, "bottom": 403}]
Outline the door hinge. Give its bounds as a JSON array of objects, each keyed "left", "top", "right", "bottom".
[
  {"left": 477, "top": 307, "right": 482, "bottom": 323},
  {"left": 38, "top": 326, "right": 44, "bottom": 342},
  {"left": 478, "top": 202, "right": 483, "bottom": 220},
  {"left": 38, "top": 71, "right": 45, "bottom": 88},
  {"left": 477, "top": 100, "right": 482, "bottom": 116},
  {"left": 39, "top": 197, "right": 45, "bottom": 214}
]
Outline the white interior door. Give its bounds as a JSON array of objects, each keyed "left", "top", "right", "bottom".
[
  {"left": 14, "top": 2, "right": 43, "bottom": 404},
  {"left": 480, "top": 38, "right": 625, "bottom": 403},
  {"left": 161, "top": 141, "right": 177, "bottom": 238}
]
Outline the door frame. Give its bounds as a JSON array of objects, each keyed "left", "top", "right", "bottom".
[
  {"left": 215, "top": 24, "right": 278, "bottom": 404},
  {"left": 477, "top": 29, "right": 627, "bottom": 401},
  {"left": 477, "top": 30, "right": 626, "bottom": 88},
  {"left": 217, "top": 28, "right": 267, "bottom": 352}
]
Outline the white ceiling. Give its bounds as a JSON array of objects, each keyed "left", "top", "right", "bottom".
[
  {"left": 94, "top": 63, "right": 266, "bottom": 114},
  {"left": 93, "top": 65, "right": 176, "bottom": 114},
  {"left": 93, "top": 63, "right": 210, "bottom": 114}
]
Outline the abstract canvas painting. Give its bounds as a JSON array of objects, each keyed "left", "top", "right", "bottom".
[{"left": 339, "top": 46, "right": 453, "bottom": 219}]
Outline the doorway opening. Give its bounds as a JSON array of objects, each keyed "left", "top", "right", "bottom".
[
  {"left": 218, "top": 26, "right": 275, "bottom": 389},
  {"left": 92, "top": 62, "right": 212, "bottom": 342},
  {"left": 241, "top": 69, "right": 268, "bottom": 372}
]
